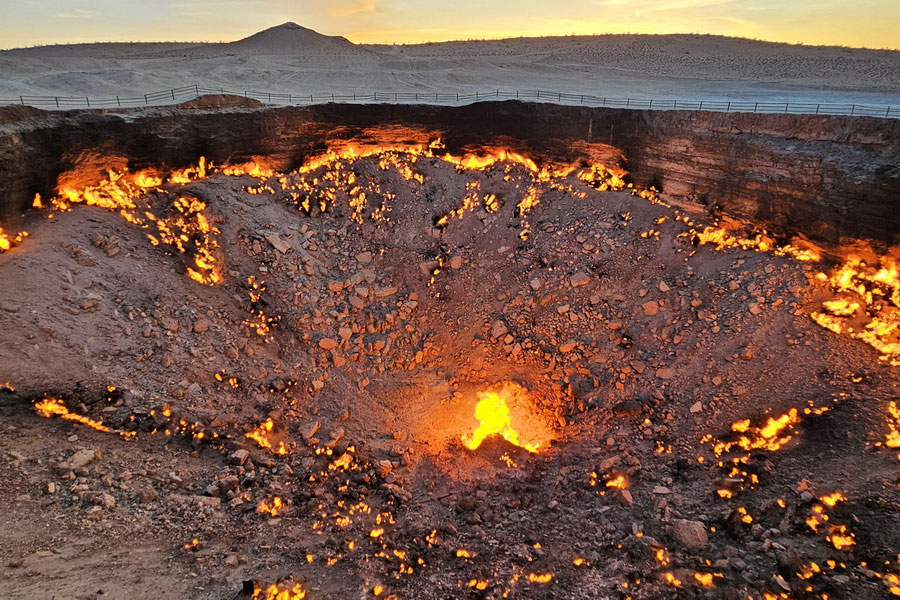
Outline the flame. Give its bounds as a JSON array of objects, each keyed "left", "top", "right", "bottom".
[
  {"left": 709, "top": 409, "right": 801, "bottom": 456},
  {"left": 0, "top": 227, "right": 28, "bottom": 252},
  {"left": 605, "top": 474, "right": 628, "bottom": 489},
  {"left": 34, "top": 397, "right": 135, "bottom": 439},
  {"left": 826, "top": 525, "right": 856, "bottom": 550},
  {"left": 886, "top": 402, "right": 900, "bottom": 449},
  {"left": 252, "top": 583, "right": 307, "bottom": 600},
  {"left": 245, "top": 418, "right": 288, "bottom": 455},
  {"left": 811, "top": 257, "right": 900, "bottom": 366},
  {"left": 527, "top": 573, "right": 553, "bottom": 584},
  {"left": 461, "top": 391, "right": 540, "bottom": 453},
  {"left": 258, "top": 496, "right": 284, "bottom": 517}
]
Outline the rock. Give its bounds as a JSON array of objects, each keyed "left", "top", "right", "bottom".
[
  {"left": 374, "top": 286, "right": 397, "bottom": 298},
  {"left": 86, "top": 506, "right": 104, "bottom": 520},
  {"left": 62, "top": 449, "right": 100, "bottom": 470},
  {"left": 301, "top": 421, "right": 321, "bottom": 440},
  {"left": 690, "top": 401, "right": 703, "bottom": 413},
  {"left": 559, "top": 341, "right": 577, "bottom": 353},
  {"left": 556, "top": 304, "right": 570, "bottom": 314},
  {"left": 749, "top": 303, "right": 762, "bottom": 315},
  {"left": 490, "top": 320, "right": 508, "bottom": 340},
  {"left": 356, "top": 251, "right": 373, "bottom": 264},
  {"left": 642, "top": 300, "right": 659, "bottom": 316},
  {"left": 311, "top": 380, "right": 325, "bottom": 391},
  {"left": 229, "top": 449, "right": 250, "bottom": 465},
  {"left": 318, "top": 337, "right": 338, "bottom": 350},
  {"left": 613, "top": 400, "right": 643, "bottom": 416},
  {"left": 529, "top": 278, "right": 542, "bottom": 291},
  {"left": 449, "top": 256, "right": 463, "bottom": 269},
  {"left": 265, "top": 233, "right": 291, "bottom": 254},
  {"left": 655, "top": 368, "right": 674, "bottom": 380},
  {"left": 193, "top": 319, "right": 209, "bottom": 333},
  {"left": 1, "top": 303, "right": 20, "bottom": 313},
  {"left": 671, "top": 519, "right": 708, "bottom": 550},
  {"left": 137, "top": 486, "right": 158, "bottom": 503},
  {"left": 159, "top": 317, "right": 179, "bottom": 333},
  {"left": 570, "top": 272, "right": 590, "bottom": 287},
  {"left": 617, "top": 489, "right": 634, "bottom": 506},
  {"left": 658, "top": 281, "right": 670, "bottom": 292}
]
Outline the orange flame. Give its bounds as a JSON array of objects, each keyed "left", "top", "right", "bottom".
[{"left": 34, "top": 397, "right": 135, "bottom": 439}]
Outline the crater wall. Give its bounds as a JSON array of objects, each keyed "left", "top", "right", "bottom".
[{"left": 1, "top": 100, "right": 898, "bottom": 245}]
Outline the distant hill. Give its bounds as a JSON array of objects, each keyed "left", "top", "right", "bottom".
[{"left": 207, "top": 22, "right": 365, "bottom": 56}]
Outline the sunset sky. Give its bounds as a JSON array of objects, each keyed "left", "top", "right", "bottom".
[{"left": 2, "top": 0, "right": 898, "bottom": 50}]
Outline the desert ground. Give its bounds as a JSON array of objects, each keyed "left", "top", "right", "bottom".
[{"left": 2, "top": 23, "right": 900, "bottom": 107}]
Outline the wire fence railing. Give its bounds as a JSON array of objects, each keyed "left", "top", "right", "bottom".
[{"left": 2, "top": 84, "right": 898, "bottom": 118}]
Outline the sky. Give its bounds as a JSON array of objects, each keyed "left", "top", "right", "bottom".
[{"left": 1, "top": 0, "right": 898, "bottom": 50}]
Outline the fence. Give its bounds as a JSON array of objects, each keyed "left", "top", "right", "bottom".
[{"left": 2, "top": 84, "right": 898, "bottom": 118}]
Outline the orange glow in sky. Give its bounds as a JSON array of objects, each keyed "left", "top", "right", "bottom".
[{"left": 1, "top": 1, "right": 898, "bottom": 50}]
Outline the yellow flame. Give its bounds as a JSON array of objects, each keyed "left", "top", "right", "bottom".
[
  {"left": 252, "top": 583, "right": 307, "bottom": 600},
  {"left": 34, "top": 397, "right": 135, "bottom": 439},
  {"left": 461, "top": 391, "right": 539, "bottom": 453}
]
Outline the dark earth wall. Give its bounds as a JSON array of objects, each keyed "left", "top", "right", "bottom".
[{"left": 1, "top": 99, "right": 898, "bottom": 245}]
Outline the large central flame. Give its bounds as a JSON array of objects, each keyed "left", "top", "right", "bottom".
[{"left": 461, "top": 391, "right": 540, "bottom": 453}]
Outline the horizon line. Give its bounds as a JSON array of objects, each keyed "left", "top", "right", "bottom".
[{"left": 3, "top": 28, "right": 900, "bottom": 53}]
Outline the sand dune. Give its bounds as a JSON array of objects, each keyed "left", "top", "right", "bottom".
[{"left": 1, "top": 24, "right": 899, "bottom": 107}]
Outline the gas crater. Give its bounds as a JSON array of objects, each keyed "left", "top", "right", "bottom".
[{"left": 0, "top": 101, "right": 899, "bottom": 600}]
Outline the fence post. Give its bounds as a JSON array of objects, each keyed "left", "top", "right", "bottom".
[
  {"left": 784, "top": 103, "right": 788, "bottom": 114},
  {"left": 626, "top": 98, "right": 630, "bottom": 107},
  {"left": 195, "top": 84, "right": 199, "bottom": 95},
  {"left": 19, "top": 95, "right": 23, "bottom": 106},
  {"left": 516, "top": 90, "right": 519, "bottom": 99},
  {"left": 55, "top": 97, "right": 59, "bottom": 108},
  {"left": 558, "top": 92, "right": 561, "bottom": 101},
  {"left": 887, "top": 106, "right": 891, "bottom": 118},
  {"left": 86, "top": 96, "right": 90, "bottom": 108},
  {"left": 310, "top": 94, "right": 313, "bottom": 103},
  {"left": 649, "top": 99, "right": 653, "bottom": 109},
  {"left": 673, "top": 100, "right": 677, "bottom": 110},
  {"left": 726, "top": 101, "right": 730, "bottom": 112},
  {"left": 289, "top": 93, "right": 293, "bottom": 103},
  {"left": 699, "top": 101, "right": 703, "bottom": 110},
  {"left": 394, "top": 92, "right": 397, "bottom": 101},
  {"left": 581, "top": 95, "right": 584, "bottom": 104},
  {"left": 476, "top": 91, "right": 479, "bottom": 99},
  {"left": 754, "top": 102, "right": 758, "bottom": 112},
  {"left": 144, "top": 94, "right": 148, "bottom": 104},
  {"left": 171, "top": 89, "right": 175, "bottom": 100},
  {"left": 456, "top": 93, "right": 459, "bottom": 102},
  {"left": 602, "top": 97, "right": 606, "bottom": 106},
  {"left": 816, "top": 104, "right": 820, "bottom": 115},
  {"left": 851, "top": 105, "right": 856, "bottom": 116},
  {"left": 496, "top": 89, "right": 499, "bottom": 97},
  {"left": 415, "top": 93, "right": 418, "bottom": 101},
  {"left": 116, "top": 95, "right": 120, "bottom": 107},
  {"left": 268, "top": 92, "right": 271, "bottom": 102},
  {"left": 374, "top": 92, "right": 377, "bottom": 100}
]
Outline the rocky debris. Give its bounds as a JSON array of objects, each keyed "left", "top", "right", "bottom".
[
  {"left": 318, "top": 338, "right": 338, "bottom": 350},
  {"left": 570, "top": 272, "right": 590, "bottom": 287},
  {"left": 60, "top": 449, "right": 100, "bottom": 471},
  {"left": 490, "top": 320, "right": 508, "bottom": 340},
  {"left": 671, "top": 519, "right": 708, "bottom": 550},
  {"left": 642, "top": 300, "right": 659, "bottom": 316}
]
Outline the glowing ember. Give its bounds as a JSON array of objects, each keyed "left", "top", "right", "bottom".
[
  {"left": 706, "top": 409, "right": 801, "bottom": 457},
  {"left": 258, "top": 497, "right": 284, "bottom": 517},
  {"left": 34, "top": 397, "right": 134, "bottom": 439},
  {"left": 252, "top": 583, "right": 307, "bottom": 600},
  {"left": 0, "top": 226, "right": 28, "bottom": 252},
  {"left": 245, "top": 418, "right": 288, "bottom": 455},
  {"left": 461, "top": 391, "right": 539, "bottom": 453},
  {"left": 527, "top": 573, "right": 553, "bottom": 584},
  {"left": 885, "top": 402, "right": 900, "bottom": 449},
  {"left": 811, "top": 257, "right": 900, "bottom": 366}
]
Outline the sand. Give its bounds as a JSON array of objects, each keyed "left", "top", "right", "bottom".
[{"left": 2, "top": 23, "right": 900, "bottom": 107}]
